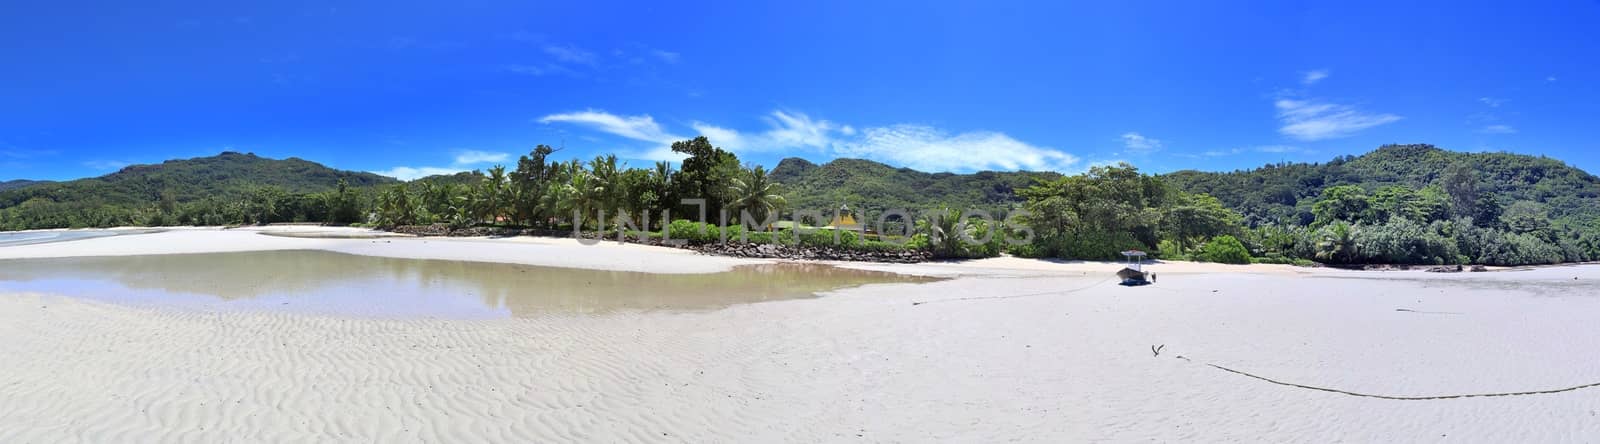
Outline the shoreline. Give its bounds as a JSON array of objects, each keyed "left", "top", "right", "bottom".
[
  {"left": 0, "top": 226, "right": 1324, "bottom": 277},
  {"left": 3, "top": 225, "right": 1572, "bottom": 275},
  {"left": 4, "top": 227, "right": 1600, "bottom": 441}
]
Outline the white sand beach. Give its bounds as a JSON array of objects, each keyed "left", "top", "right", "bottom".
[{"left": 3, "top": 228, "right": 1599, "bottom": 442}]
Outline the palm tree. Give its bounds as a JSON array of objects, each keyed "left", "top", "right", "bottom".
[
  {"left": 1315, "top": 221, "right": 1360, "bottom": 263},
  {"left": 557, "top": 161, "right": 610, "bottom": 230},
  {"left": 588, "top": 154, "right": 620, "bottom": 214},
  {"left": 376, "top": 184, "right": 416, "bottom": 227},
  {"left": 482, "top": 165, "right": 509, "bottom": 224},
  {"left": 728, "top": 165, "right": 786, "bottom": 223},
  {"left": 917, "top": 206, "right": 977, "bottom": 258},
  {"left": 649, "top": 161, "right": 675, "bottom": 217}
]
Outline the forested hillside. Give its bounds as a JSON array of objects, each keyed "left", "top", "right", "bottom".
[
  {"left": 3, "top": 143, "right": 1598, "bottom": 266},
  {"left": 771, "top": 157, "right": 1058, "bottom": 214},
  {"left": 1163, "top": 144, "right": 1600, "bottom": 226},
  {"left": 0, "top": 152, "right": 392, "bottom": 229},
  {"left": 1160, "top": 144, "right": 1600, "bottom": 266},
  {"left": 0, "top": 180, "right": 49, "bottom": 192}
]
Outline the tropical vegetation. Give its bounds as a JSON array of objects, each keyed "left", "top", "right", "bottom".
[{"left": 3, "top": 142, "right": 1598, "bottom": 266}]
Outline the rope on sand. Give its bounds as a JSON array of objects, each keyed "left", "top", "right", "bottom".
[
  {"left": 910, "top": 276, "right": 1116, "bottom": 306},
  {"left": 1204, "top": 362, "right": 1600, "bottom": 400},
  {"left": 1394, "top": 308, "right": 1464, "bottom": 315}
]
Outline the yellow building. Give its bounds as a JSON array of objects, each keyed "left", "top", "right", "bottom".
[{"left": 824, "top": 204, "right": 862, "bottom": 231}]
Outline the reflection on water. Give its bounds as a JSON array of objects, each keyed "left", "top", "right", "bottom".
[{"left": 0, "top": 250, "right": 937, "bottom": 318}]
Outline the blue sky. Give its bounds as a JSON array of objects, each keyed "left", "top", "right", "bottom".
[{"left": 2, "top": 0, "right": 1596, "bottom": 181}]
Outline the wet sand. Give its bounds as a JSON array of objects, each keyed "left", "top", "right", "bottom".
[
  {"left": 3, "top": 227, "right": 1599, "bottom": 441},
  {"left": 0, "top": 228, "right": 164, "bottom": 247}
]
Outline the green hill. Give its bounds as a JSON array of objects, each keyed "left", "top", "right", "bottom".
[
  {"left": 771, "top": 157, "right": 1061, "bottom": 215},
  {"left": 1161, "top": 144, "right": 1600, "bottom": 227},
  {"left": 0, "top": 152, "right": 395, "bottom": 229},
  {"left": 0, "top": 180, "right": 50, "bottom": 192}
]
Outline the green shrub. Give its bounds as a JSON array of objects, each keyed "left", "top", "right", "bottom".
[
  {"left": 1156, "top": 239, "right": 1188, "bottom": 260},
  {"left": 1199, "top": 235, "right": 1252, "bottom": 264},
  {"left": 665, "top": 219, "right": 718, "bottom": 244},
  {"left": 1006, "top": 242, "right": 1043, "bottom": 258},
  {"left": 1034, "top": 231, "right": 1146, "bottom": 260},
  {"left": 1249, "top": 255, "right": 1316, "bottom": 266}
]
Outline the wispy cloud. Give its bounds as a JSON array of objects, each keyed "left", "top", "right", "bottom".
[
  {"left": 1275, "top": 98, "right": 1401, "bottom": 141},
  {"left": 1178, "top": 145, "right": 1307, "bottom": 159},
  {"left": 1478, "top": 97, "right": 1505, "bottom": 107},
  {"left": 1301, "top": 69, "right": 1330, "bottom": 85},
  {"left": 504, "top": 63, "right": 580, "bottom": 77},
  {"left": 501, "top": 34, "right": 612, "bottom": 77},
  {"left": 539, "top": 109, "right": 1079, "bottom": 172},
  {"left": 542, "top": 44, "right": 596, "bottom": 65},
  {"left": 84, "top": 160, "right": 131, "bottom": 171},
  {"left": 371, "top": 166, "right": 466, "bottom": 181},
  {"left": 373, "top": 150, "right": 514, "bottom": 180},
  {"left": 834, "top": 125, "right": 1078, "bottom": 172},
  {"left": 454, "top": 150, "right": 509, "bottom": 164},
  {"left": 651, "top": 50, "right": 680, "bottom": 64},
  {"left": 1255, "top": 145, "right": 1305, "bottom": 154},
  {"left": 538, "top": 110, "right": 682, "bottom": 145},
  {"left": 1478, "top": 124, "right": 1517, "bottom": 134},
  {"left": 1120, "top": 132, "right": 1163, "bottom": 154},
  {"left": 1547, "top": 76, "right": 1558, "bottom": 82},
  {"left": 766, "top": 111, "right": 844, "bottom": 148}
]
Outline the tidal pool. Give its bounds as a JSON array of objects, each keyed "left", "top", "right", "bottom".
[{"left": 0, "top": 250, "right": 937, "bottom": 318}]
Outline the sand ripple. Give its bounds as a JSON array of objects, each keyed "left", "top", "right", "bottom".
[{"left": 7, "top": 267, "right": 1600, "bottom": 441}]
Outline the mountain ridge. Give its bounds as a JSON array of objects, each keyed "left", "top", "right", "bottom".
[
  {"left": 0, "top": 180, "right": 50, "bottom": 192},
  {"left": 1161, "top": 144, "right": 1600, "bottom": 226}
]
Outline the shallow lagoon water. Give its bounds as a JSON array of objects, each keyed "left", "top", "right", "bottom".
[
  {"left": 0, "top": 250, "right": 937, "bottom": 318},
  {"left": 0, "top": 229, "right": 161, "bottom": 247}
]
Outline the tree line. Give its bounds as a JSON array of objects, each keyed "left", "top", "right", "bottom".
[{"left": 4, "top": 140, "right": 1598, "bottom": 266}]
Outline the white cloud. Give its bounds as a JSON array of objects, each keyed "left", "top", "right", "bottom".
[
  {"left": 1196, "top": 148, "right": 1243, "bottom": 157},
  {"left": 690, "top": 121, "right": 744, "bottom": 149},
  {"left": 372, "top": 166, "right": 467, "bottom": 181},
  {"left": 505, "top": 63, "right": 579, "bottom": 77},
  {"left": 1478, "top": 124, "right": 1517, "bottom": 134},
  {"left": 1255, "top": 145, "right": 1304, "bottom": 153},
  {"left": 651, "top": 50, "right": 680, "bottom": 64},
  {"left": 373, "top": 150, "right": 513, "bottom": 181},
  {"left": 538, "top": 110, "right": 682, "bottom": 144},
  {"left": 541, "top": 109, "right": 1080, "bottom": 172},
  {"left": 542, "top": 44, "right": 595, "bottom": 65},
  {"left": 84, "top": 160, "right": 130, "bottom": 171},
  {"left": 1275, "top": 98, "right": 1402, "bottom": 141},
  {"left": 630, "top": 146, "right": 690, "bottom": 163},
  {"left": 833, "top": 125, "right": 1078, "bottom": 172},
  {"left": 1120, "top": 132, "right": 1163, "bottom": 153},
  {"left": 1547, "top": 76, "right": 1558, "bottom": 82},
  {"left": 1301, "top": 69, "right": 1330, "bottom": 85},
  {"left": 688, "top": 110, "right": 845, "bottom": 152},
  {"left": 454, "top": 150, "right": 510, "bottom": 165},
  {"left": 761, "top": 111, "right": 840, "bottom": 150},
  {"left": 1478, "top": 97, "right": 1505, "bottom": 107},
  {"left": 1178, "top": 145, "right": 1305, "bottom": 159}
]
